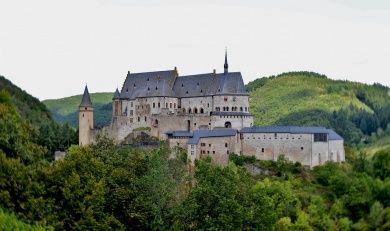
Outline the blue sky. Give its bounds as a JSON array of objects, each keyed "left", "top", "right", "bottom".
[{"left": 0, "top": 0, "right": 389, "bottom": 100}]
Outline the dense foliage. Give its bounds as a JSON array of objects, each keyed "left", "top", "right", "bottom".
[
  {"left": 0, "top": 76, "right": 77, "bottom": 160},
  {"left": 247, "top": 72, "right": 390, "bottom": 148},
  {"left": 43, "top": 92, "right": 113, "bottom": 128}
]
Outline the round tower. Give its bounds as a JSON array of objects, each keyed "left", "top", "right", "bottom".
[
  {"left": 112, "top": 88, "right": 121, "bottom": 117},
  {"left": 79, "top": 85, "right": 93, "bottom": 146}
]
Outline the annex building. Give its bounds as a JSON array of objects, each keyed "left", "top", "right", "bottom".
[{"left": 78, "top": 52, "right": 345, "bottom": 168}]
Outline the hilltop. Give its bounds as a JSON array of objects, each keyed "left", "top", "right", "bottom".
[
  {"left": 43, "top": 92, "right": 113, "bottom": 128},
  {"left": 247, "top": 72, "right": 390, "bottom": 146}
]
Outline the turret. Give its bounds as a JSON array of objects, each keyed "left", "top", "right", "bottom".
[
  {"left": 112, "top": 88, "right": 122, "bottom": 117},
  {"left": 79, "top": 85, "right": 93, "bottom": 146}
]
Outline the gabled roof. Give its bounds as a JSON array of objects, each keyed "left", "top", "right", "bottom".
[
  {"left": 187, "top": 129, "right": 237, "bottom": 145},
  {"left": 79, "top": 85, "right": 92, "bottom": 107},
  {"left": 120, "top": 70, "right": 177, "bottom": 99},
  {"left": 173, "top": 72, "right": 247, "bottom": 98}
]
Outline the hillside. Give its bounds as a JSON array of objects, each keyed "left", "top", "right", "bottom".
[
  {"left": 0, "top": 76, "right": 77, "bottom": 158},
  {"left": 0, "top": 76, "right": 52, "bottom": 127},
  {"left": 43, "top": 92, "right": 113, "bottom": 128}
]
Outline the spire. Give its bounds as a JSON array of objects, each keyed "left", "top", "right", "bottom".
[
  {"left": 113, "top": 88, "right": 120, "bottom": 100},
  {"left": 224, "top": 48, "right": 228, "bottom": 74},
  {"left": 79, "top": 85, "right": 93, "bottom": 107}
]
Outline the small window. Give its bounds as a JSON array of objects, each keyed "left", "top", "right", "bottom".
[
  {"left": 153, "top": 103, "right": 155, "bottom": 108},
  {"left": 213, "top": 151, "right": 215, "bottom": 154},
  {"left": 158, "top": 102, "right": 160, "bottom": 108},
  {"left": 225, "top": 143, "right": 228, "bottom": 147},
  {"left": 209, "top": 144, "right": 211, "bottom": 147},
  {"left": 207, "top": 151, "right": 210, "bottom": 154},
  {"left": 144, "top": 116, "right": 147, "bottom": 122},
  {"left": 261, "top": 148, "right": 264, "bottom": 153},
  {"left": 301, "top": 147, "right": 304, "bottom": 151},
  {"left": 227, "top": 150, "right": 229, "bottom": 154}
]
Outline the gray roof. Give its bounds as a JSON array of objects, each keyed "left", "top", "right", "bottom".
[
  {"left": 80, "top": 85, "right": 92, "bottom": 107},
  {"left": 240, "top": 126, "right": 343, "bottom": 140},
  {"left": 187, "top": 129, "right": 237, "bottom": 145},
  {"left": 166, "top": 130, "right": 193, "bottom": 137},
  {"left": 173, "top": 72, "right": 247, "bottom": 98},
  {"left": 120, "top": 70, "right": 177, "bottom": 99},
  {"left": 119, "top": 70, "right": 247, "bottom": 99},
  {"left": 113, "top": 88, "right": 120, "bottom": 99}
]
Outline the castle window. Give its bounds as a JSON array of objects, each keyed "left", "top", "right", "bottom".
[
  {"left": 194, "top": 108, "right": 198, "bottom": 113},
  {"left": 224, "top": 97, "right": 228, "bottom": 102},
  {"left": 130, "top": 118, "right": 133, "bottom": 123},
  {"left": 197, "top": 82, "right": 199, "bottom": 86},
  {"left": 227, "top": 150, "right": 229, "bottom": 154},
  {"left": 130, "top": 110, "right": 133, "bottom": 115},
  {"left": 147, "top": 87, "right": 150, "bottom": 91},
  {"left": 133, "top": 83, "right": 136, "bottom": 87},
  {"left": 225, "top": 143, "right": 228, "bottom": 147},
  {"left": 245, "top": 107, "right": 248, "bottom": 111},
  {"left": 147, "top": 78, "right": 149, "bottom": 81},
  {"left": 82, "top": 113, "right": 84, "bottom": 117},
  {"left": 240, "top": 107, "right": 243, "bottom": 111},
  {"left": 153, "top": 103, "right": 155, "bottom": 108},
  {"left": 174, "top": 103, "right": 176, "bottom": 108},
  {"left": 182, "top": 83, "right": 184, "bottom": 87},
  {"left": 200, "top": 108, "right": 204, "bottom": 113},
  {"left": 170, "top": 103, "right": 172, "bottom": 108},
  {"left": 166, "top": 103, "right": 168, "bottom": 108},
  {"left": 201, "top": 143, "right": 205, "bottom": 147},
  {"left": 209, "top": 144, "right": 211, "bottom": 147},
  {"left": 158, "top": 102, "right": 160, "bottom": 108},
  {"left": 314, "top": 133, "right": 328, "bottom": 142},
  {"left": 126, "top": 88, "right": 129, "bottom": 92},
  {"left": 301, "top": 147, "right": 304, "bottom": 151},
  {"left": 186, "top": 91, "right": 188, "bottom": 94},
  {"left": 188, "top": 108, "right": 192, "bottom": 113},
  {"left": 200, "top": 89, "right": 203, "bottom": 93},
  {"left": 155, "top": 87, "right": 158, "bottom": 90},
  {"left": 213, "top": 151, "right": 215, "bottom": 154},
  {"left": 138, "top": 117, "right": 140, "bottom": 122},
  {"left": 207, "top": 103, "right": 209, "bottom": 107},
  {"left": 207, "top": 151, "right": 210, "bottom": 154},
  {"left": 144, "top": 116, "right": 147, "bottom": 122},
  {"left": 262, "top": 148, "right": 264, "bottom": 153}
]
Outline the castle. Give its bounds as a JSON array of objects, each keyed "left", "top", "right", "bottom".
[{"left": 79, "top": 52, "right": 345, "bottom": 168}]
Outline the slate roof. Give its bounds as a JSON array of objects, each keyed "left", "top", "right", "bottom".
[
  {"left": 187, "top": 129, "right": 237, "bottom": 145},
  {"left": 166, "top": 131, "right": 193, "bottom": 137},
  {"left": 120, "top": 70, "right": 177, "bottom": 99},
  {"left": 119, "top": 70, "right": 247, "bottom": 99},
  {"left": 80, "top": 85, "right": 92, "bottom": 107},
  {"left": 240, "top": 126, "right": 343, "bottom": 140},
  {"left": 113, "top": 88, "right": 120, "bottom": 99}
]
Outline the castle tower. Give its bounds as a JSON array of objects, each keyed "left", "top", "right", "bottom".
[
  {"left": 112, "top": 88, "right": 121, "bottom": 117},
  {"left": 224, "top": 49, "right": 229, "bottom": 74},
  {"left": 79, "top": 85, "right": 93, "bottom": 146}
]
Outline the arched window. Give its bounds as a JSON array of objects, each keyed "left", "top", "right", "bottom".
[
  {"left": 225, "top": 121, "right": 232, "bottom": 128},
  {"left": 200, "top": 108, "right": 204, "bottom": 113},
  {"left": 188, "top": 108, "right": 192, "bottom": 114},
  {"left": 240, "top": 107, "right": 243, "bottom": 111},
  {"left": 216, "top": 107, "right": 220, "bottom": 111},
  {"left": 194, "top": 108, "right": 198, "bottom": 114}
]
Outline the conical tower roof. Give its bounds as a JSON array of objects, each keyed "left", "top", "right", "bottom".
[
  {"left": 113, "top": 88, "right": 120, "bottom": 100},
  {"left": 79, "top": 85, "right": 93, "bottom": 107}
]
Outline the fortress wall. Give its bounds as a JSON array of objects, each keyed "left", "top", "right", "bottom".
[
  {"left": 211, "top": 115, "right": 253, "bottom": 129},
  {"left": 328, "top": 140, "right": 345, "bottom": 162},
  {"left": 180, "top": 96, "right": 213, "bottom": 114},
  {"left": 311, "top": 141, "right": 330, "bottom": 167},
  {"left": 213, "top": 95, "right": 249, "bottom": 112},
  {"left": 241, "top": 133, "right": 313, "bottom": 166},
  {"left": 190, "top": 136, "right": 237, "bottom": 166}
]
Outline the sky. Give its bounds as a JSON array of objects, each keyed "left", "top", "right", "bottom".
[{"left": 0, "top": 0, "right": 390, "bottom": 100}]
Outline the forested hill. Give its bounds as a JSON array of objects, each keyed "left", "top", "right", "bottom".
[
  {"left": 0, "top": 75, "right": 77, "bottom": 159},
  {"left": 43, "top": 92, "right": 113, "bottom": 128},
  {"left": 0, "top": 76, "right": 52, "bottom": 127},
  {"left": 247, "top": 72, "right": 390, "bottom": 146}
]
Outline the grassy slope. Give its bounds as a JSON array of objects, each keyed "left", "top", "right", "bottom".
[
  {"left": 43, "top": 92, "right": 113, "bottom": 115},
  {"left": 0, "top": 208, "right": 51, "bottom": 231},
  {"left": 43, "top": 92, "right": 114, "bottom": 128},
  {"left": 249, "top": 72, "right": 373, "bottom": 126}
]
